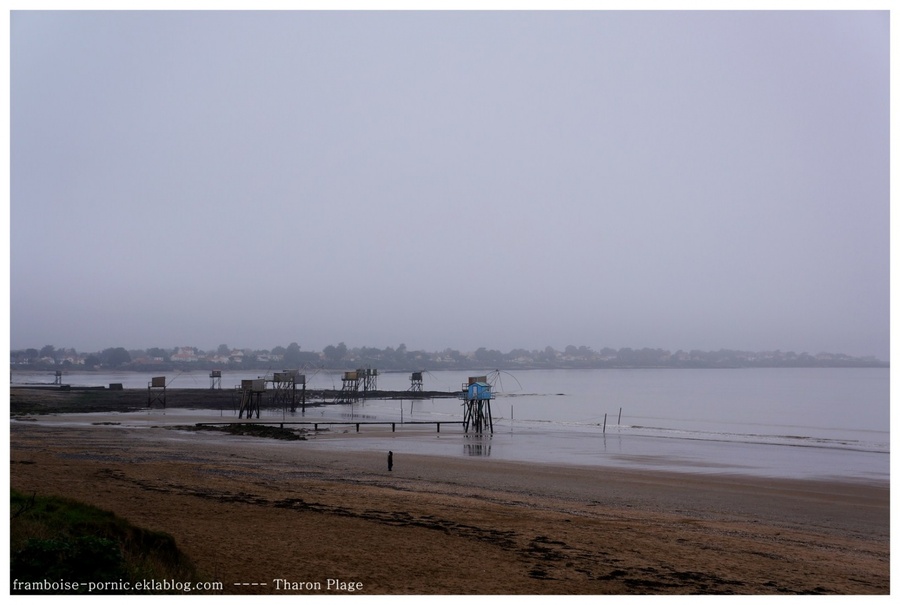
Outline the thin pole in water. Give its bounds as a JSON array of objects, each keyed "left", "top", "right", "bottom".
[
  {"left": 603, "top": 413, "right": 607, "bottom": 434},
  {"left": 618, "top": 407, "right": 622, "bottom": 425}
]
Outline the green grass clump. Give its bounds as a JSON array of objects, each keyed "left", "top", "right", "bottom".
[{"left": 10, "top": 490, "right": 208, "bottom": 594}]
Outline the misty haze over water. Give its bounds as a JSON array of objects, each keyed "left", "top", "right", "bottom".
[{"left": 9, "top": 10, "right": 889, "bottom": 362}]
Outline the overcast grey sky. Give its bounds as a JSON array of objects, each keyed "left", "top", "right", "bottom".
[{"left": 8, "top": 9, "right": 890, "bottom": 359}]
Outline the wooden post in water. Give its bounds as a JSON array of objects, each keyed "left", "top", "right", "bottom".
[
  {"left": 618, "top": 407, "right": 622, "bottom": 425},
  {"left": 603, "top": 413, "right": 607, "bottom": 434}
]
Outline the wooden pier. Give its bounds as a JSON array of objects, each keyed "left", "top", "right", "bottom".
[{"left": 195, "top": 420, "right": 465, "bottom": 433}]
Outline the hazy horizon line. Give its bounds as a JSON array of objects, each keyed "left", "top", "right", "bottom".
[{"left": 10, "top": 342, "right": 887, "bottom": 362}]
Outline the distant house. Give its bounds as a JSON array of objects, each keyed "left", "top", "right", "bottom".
[
  {"left": 171, "top": 347, "right": 198, "bottom": 363},
  {"left": 132, "top": 356, "right": 165, "bottom": 365}
]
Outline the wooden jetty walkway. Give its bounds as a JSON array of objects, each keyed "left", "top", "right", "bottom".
[{"left": 195, "top": 420, "right": 465, "bottom": 433}]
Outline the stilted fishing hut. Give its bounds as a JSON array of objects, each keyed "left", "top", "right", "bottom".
[
  {"left": 237, "top": 379, "right": 266, "bottom": 419},
  {"left": 271, "top": 370, "right": 306, "bottom": 412},
  {"left": 409, "top": 371, "right": 423, "bottom": 392},
  {"left": 337, "top": 370, "right": 360, "bottom": 403},
  {"left": 337, "top": 368, "right": 378, "bottom": 403},
  {"left": 459, "top": 376, "right": 494, "bottom": 434},
  {"left": 361, "top": 367, "right": 377, "bottom": 394},
  {"left": 148, "top": 376, "right": 167, "bottom": 408}
]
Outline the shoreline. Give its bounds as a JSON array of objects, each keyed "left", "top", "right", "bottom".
[
  {"left": 8, "top": 419, "right": 889, "bottom": 594},
  {"left": 12, "top": 406, "right": 889, "bottom": 485},
  {"left": 12, "top": 411, "right": 891, "bottom": 487}
]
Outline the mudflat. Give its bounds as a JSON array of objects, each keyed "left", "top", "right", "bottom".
[{"left": 8, "top": 417, "right": 889, "bottom": 595}]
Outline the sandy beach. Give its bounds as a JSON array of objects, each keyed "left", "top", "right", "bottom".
[{"left": 8, "top": 414, "right": 889, "bottom": 595}]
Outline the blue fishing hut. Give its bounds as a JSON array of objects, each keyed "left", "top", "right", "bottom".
[{"left": 459, "top": 376, "right": 494, "bottom": 434}]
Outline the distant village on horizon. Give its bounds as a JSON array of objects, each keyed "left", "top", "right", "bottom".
[{"left": 9, "top": 342, "right": 888, "bottom": 371}]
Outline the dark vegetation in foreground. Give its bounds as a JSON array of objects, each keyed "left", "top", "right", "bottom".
[{"left": 9, "top": 490, "right": 206, "bottom": 594}]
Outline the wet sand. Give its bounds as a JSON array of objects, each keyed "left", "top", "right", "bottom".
[{"left": 8, "top": 417, "right": 889, "bottom": 595}]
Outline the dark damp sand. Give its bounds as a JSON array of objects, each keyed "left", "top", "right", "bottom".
[{"left": 8, "top": 419, "right": 889, "bottom": 595}]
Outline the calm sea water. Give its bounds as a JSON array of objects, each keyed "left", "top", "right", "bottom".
[{"left": 11, "top": 367, "right": 890, "bottom": 482}]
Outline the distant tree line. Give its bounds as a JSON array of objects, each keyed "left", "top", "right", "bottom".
[{"left": 9, "top": 342, "right": 888, "bottom": 371}]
